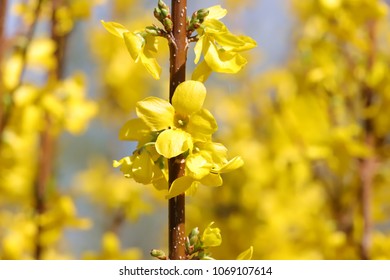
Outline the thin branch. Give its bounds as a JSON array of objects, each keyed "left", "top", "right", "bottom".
[
  {"left": 0, "top": 0, "right": 8, "bottom": 132},
  {"left": 34, "top": 0, "right": 69, "bottom": 259},
  {"left": 187, "top": 35, "right": 198, "bottom": 43},
  {"left": 168, "top": 0, "right": 188, "bottom": 260},
  {"left": 0, "top": 0, "right": 43, "bottom": 134},
  {"left": 359, "top": 20, "right": 377, "bottom": 260}
]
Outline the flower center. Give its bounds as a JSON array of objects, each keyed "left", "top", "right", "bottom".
[{"left": 174, "top": 113, "right": 189, "bottom": 129}]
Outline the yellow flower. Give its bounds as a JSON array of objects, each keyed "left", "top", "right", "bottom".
[
  {"left": 135, "top": 80, "right": 217, "bottom": 159},
  {"left": 83, "top": 232, "right": 142, "bottom": 260},
  {"left": 166, "top": 142, "right": 243, "bottom": 199},
  {"left": 101, "top": 20, "right": 161, "bottom": 79},
  {"left": 236, "top": 246, "right": 253, "bottom": 260},
  {"left": 201, "top": 222, "right": 222, "bottom": 247},
  {"left": 192, "top": 6, "right": 257, "bottom": 81}
]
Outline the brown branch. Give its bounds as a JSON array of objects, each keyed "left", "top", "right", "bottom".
[
  {"left": 0, "top": 0, "right": 7, "bottom": 131},
  {"left": 0, "top": 0, "right": 43, "bottom": 134},
  {"left": 359, "top": 20, "right": 377, "bottom": 260},
  {"left": 168, "top": 0, "right": 188, "bottom": 260},
  {"left": 108, "top": 208, "right": 125, "bottom": 235},
  {"left": 34, "top": 0, "right": 68, "bottom": 259}
]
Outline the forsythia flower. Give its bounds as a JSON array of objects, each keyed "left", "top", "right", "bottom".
[
  {"left": 192, "top": 5, "right": 257, "bottom": 81},
  {"left": 83, "top": 232, "right": 142, "bottom": 260},
  {"left": 136, "top": 80, "right": 217, "bottom": 158},
  {"left": 236, "top": 246, "right": 254, "bottom": 260},
  {"left": 114, "top": 80, "right": 243, "bottom": 198},
  {"left": 201, "top": 222, "right": 222, "bottom": 247},
  {"left": 167, "top": 142, "right": 243, "bottom": 199},
  {"left": 101, "top": 20, "right": 161, "bottom": 79}
]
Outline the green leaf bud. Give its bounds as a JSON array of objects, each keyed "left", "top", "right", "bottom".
[
  {"left": 158, "top": 0, "right": 169, "bottom": 12},
  {"left": 150, "top": 249, "right": 167, "bottom": 260},
  {"left": 145, "top": 26, "right": 160, "bottom": 36},
  {"left": 160, "top": 8, "right": 169, "bottom": 18},
  {"left": 154, "top": 7, "right": 163, "bottom": 21},
  {"left": 163, "top": 18, "right": 173, "bottom": 33},
  {"left": 196, "top": 8, "right": 209, "bottom": 20}
]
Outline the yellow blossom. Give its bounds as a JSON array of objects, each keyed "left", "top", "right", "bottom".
[
  {"left": 101, "top": 20, "right": 161, "bottom": 79},
  {"left": 192, "top": 5, "right": 257, "bottom": 81}
]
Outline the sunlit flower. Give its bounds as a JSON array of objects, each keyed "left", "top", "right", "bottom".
[
  {"left": 192, "top": 5, "right": 257, "bottom": 81},
  {"left": 201, "top": 222, "right": 222, "bottom": 247},
  {"left": 135, "top": 80, "right": 217, "bottom": 159},
  {"left": 101, "top": 20, "right": 161, "bottom": 79}
]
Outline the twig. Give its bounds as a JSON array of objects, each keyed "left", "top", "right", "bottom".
[
  {"left": 34, "top": 0, "right": 69, "bottom": 259},
  {"left": 168, "top": 0, "right": 188, "bottom": 260},
  {"left": 359, "top": 20, "right": 377, "bottom": 260},
  {"left": 0, "top": 0, "right": 8, "bottom": 131},
  {"left": 0, "top": 0, "right": 43, "bottom": 134}
]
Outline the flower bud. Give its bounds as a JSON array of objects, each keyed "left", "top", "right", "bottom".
[
  {"left": 185, "top": 237, "right": 191, "bottom": 253},
  {"left": 158, "top": 0, "right": 169, "bottom": 11},
  {"left": 145, "top": 26, "right": 160, "bottom": 36},
  {"left": 163, "top": 18, "right": 173, "bottom": 33},
  {"left": 189, "top": 228, "right": 200, "bottom": 246},
  {"left": 160, "top": 8, "right": 169, "bottom": 18},
  {"left": 150, "top": 249, "right": 167, "bottom": 260},
  {"left": 196, "top": 8, "right": 209, "bottom": 20},
  {"left": 154, "top": 7, "right": 163, "bottom": 21}
]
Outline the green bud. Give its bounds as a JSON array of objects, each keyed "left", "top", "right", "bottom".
[
  {"left": 160, "top": 8, "right": 169, "bottom": 18},
  {"left": 189, "top": 227, "right": 200, "bottom": 240},
  {"left": 158, "top": 0, "right": 169, "bottom": 11},
  {"left": 154, "top": 7, "right": 163, "bottom": 21},
  {"left": 185, "top": 237, "right": 191, "bottom": 252},
  {"left": 145, "top": 26, "right": 160, "bottom": 36},
  {"left": 197, "top": 8, "right": 209, "bottom": 20},
  {"left": 163, "top": 18, "right": 173, "bottom": 32},
  {"left": 201, "top": 255, "right": 215, "bottom": 260},
  {"left": 150, "top": 249, "right": 167, "bottom": 260}
]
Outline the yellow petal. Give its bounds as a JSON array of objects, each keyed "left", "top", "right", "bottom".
[
  {"left": 145, "top": 34, "right": 159, "bottom": 54},
  {"left": 204, "top": 42, "right": 247, "bottom": 73},
  {"left": 236, "top": 246, "right": 253, "bottom": 260},
  {"left": 217, "top": 156, "right": 244, "bottom": 173},
  {"left": 140, "top": 52, "right": 161, "bottom": 80},
  {"left": 119, "top": 118, "right": 150, "bottom": 141},
  {"left": 131, "top": 152, "right": 154, "bottom": 184},
  {"left": 3, "top": 53, "right": 23, "bottom": 90},
  {"left": 102, "top": 232, "right": 120, "bottom": 254},
  {"left": 166, "top": 176, "right": 197, "bottom": 199},
  {"left": 192, "top": 60, "right": 212, "bottom": 82},
  {"left": 203, "top": 19, "right": 227, "bottom": 34},
  {"left": 152, "top": 165, "right": 168, "bottom": 191},
  {"left": 172, "top": 80, "right": 207, "bottom": 115},
  {"left": 113, "top": 157, "right": 133, "bottom": 178},
  {"left": 203, "top": 142, "right": 228, "bottom": 165},
  {"left": 186, "top": 108, "right": 218, "bottom": 140},
  {"left": 136, "top": 97, "right": 174, "bottom": 130},
  {"left": 194, "top": 36, "right": 204, "bottom": 64},
  {"left": 185, "top": 182, "right": 199, "bottom": 196},
  {"left": 215, "top": 32, "right": 257, "bottom": 52},
  {"left": 202, "top": 222, "right": 222, "bottom": 247},
  {"left": 13, "top": 85, "right": 39, "bottom": 106},
  {"left": 123, "top": 32, "right": 143, "bottom": 61},
  {"left": 200, "top": 173, "right": 223, "bottom": 187},
  {"left": 155, "top": 129, "right": 193, "bottom": 158},
  {"left": 206, "top": 5, "right": 227, "bottom": 20},
  {"left": 101, "top": 20, "right": 129, "bottom": 38},
  {"left": 186, "top": 152, "right": 213, "bottom": 180}
]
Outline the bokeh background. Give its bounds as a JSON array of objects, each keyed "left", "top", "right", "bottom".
[{"left": 1, "top": 0, "right": 390, "bottom": 259}]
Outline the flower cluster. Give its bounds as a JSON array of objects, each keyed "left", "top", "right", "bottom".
[
  {"left": 151, "top": 221, "right": 253, "bottom": 260},
  {"left": 192, "top": 6, "right": 257, "bottom": 81},
  {"left": 114, "top": 80, "right": 243, "bottom": 198},
  {"left": 101, "top": 5, "right": 256, "bottom": 81}
]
